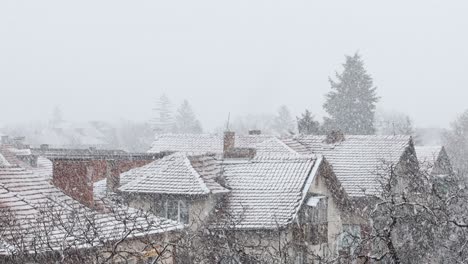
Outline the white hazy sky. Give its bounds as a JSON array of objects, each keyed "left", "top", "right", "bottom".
[{"left": 0, "top": 0, "right": 467, "bottom": 130}]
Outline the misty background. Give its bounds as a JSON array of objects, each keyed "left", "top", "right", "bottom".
[{"left": 1, "top": 1, "right": 467, "bottom": 149}]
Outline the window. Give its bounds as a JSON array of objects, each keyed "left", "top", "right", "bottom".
[
  {"left": 303, "top": 196, "right": 328, "bottom": 245},
  {"left": 167, "top": 200, "right": 179, "bottom": 221},
  {"left": 294, "top": 251, "right": 304, "bottom": 264},
  {"left": 338, "top": 225, "right": 361, "bottom": 253},
  {"left": 305, "top": 196, "right": 328, "bottom": 223},
  {"left": 179, "top": 200, "right": 189, "bottom": 223},
  {"left": 160, "top": 199, "right": 190, "bottom": 224}
]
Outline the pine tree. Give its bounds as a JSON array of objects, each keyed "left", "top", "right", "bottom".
[
  {"left": 323, "top": 53, "right": 379, "bottom": 135},
  {"left": 297, "top": 110, "right": 320, "bottom": 135},
  {"left": 175, "top": 100, "right": 203, "bottom": 134},
  {"left": 273, "top": 105, "right": 296, "bottom": 136},
  {"left": 152, "top": 94, "right": 175, "bottom": 133}
]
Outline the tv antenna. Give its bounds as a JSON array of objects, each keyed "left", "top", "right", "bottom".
[{"left": 226, "top": 112, "right": 231, "bottom": 131}]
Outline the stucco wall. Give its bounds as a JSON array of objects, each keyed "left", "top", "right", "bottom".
[{"left": 308, "top": 162, "right": 344, "bottom": 255}]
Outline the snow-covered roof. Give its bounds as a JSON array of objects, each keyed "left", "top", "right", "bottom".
[
  {"left": 415, "top": 146, "right": 451, "bottom": 175},
  {"left": 118, "top": 153, "right": 229, "bottom": 195},
  {"left": 106, "top": 150, "right": 319, "bottom": 230},
  {"left": 33, "top": 156, "right": 54, "bottom": 179},
  {"left": 254, "top": 138, "right": 301, "bottom": 157},
  {"left": 415, "top": 146, "right": 443, "bottom": 164},
  {"left": 283, "top": 135, "right": 412, "bottom": 197},
  {"left": 148, "top": 133, "right": 274, "bottom": 154},
  {"left": 0, "top": 149, "right": 182, "bottom": 255},
  {"left": 7, "top": 148, "right": 31, "bottom": 156},
  {"left": 0, "top": 153, "right": 10, "bottom": 167},
  {"left": 216, "top": 155, "right": 321, "bottom": 229}
]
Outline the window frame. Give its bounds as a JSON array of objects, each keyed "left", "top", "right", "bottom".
[{"left": 160, "top": 199, "right": 189, "bottom": 224}]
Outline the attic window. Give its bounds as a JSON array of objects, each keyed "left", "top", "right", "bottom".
[
  {"left": 306, "top": 196, "right": 327, "bottom": 223},
  {"left": 306, "top": 196, "right": 326, "bottom": 207},
  {"left": 161, "top": 199, "right": 189, "bottom": 224},
  {"left": 302, "top": 196, "right": 328, "bottom": 245}
]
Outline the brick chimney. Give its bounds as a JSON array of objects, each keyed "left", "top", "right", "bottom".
[
  {"left": 324, "top": 130, "right": 345, "bottom": 144},
  {"left": 223, "top": 131, "right": 235, "bottom": 153},
  {"left": 223, "top": 131, "right": 256, "bottom": 159},
  {"left": 52, "top": 159, "right": 95, "bottom": 207},
  {"left": 106, "top": 160, "right": 120, "bottom": 193},
  {"left": 50, "top": 154, "right": 165, "bottom": 207}
]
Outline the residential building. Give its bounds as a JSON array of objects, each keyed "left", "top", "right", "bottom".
[
  {"left": 98, "top": 132, "right": 358, "bottom": 262},
  {"left": 0, "top": 143, "right": 183, "bottom": 263}
]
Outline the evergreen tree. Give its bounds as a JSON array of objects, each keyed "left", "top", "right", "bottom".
[
  {"left": 273, "top": 105, "right": 296, "bottom": 136},
  {"left": 152, "top": 94, "right": 175, "bottom": 133},
  {"left": 297, "top": 110, "right": 320, "bottom": 135},
  {"left": 323, "top": 53, "right": 379, "bottom": 134},
  {"left": 175, "top": 100, "right": 203, "bottom": 134}
]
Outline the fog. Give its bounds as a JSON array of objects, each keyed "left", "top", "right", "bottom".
[{"left": 1, "top": 0, "right": 467, "bottom": 131}]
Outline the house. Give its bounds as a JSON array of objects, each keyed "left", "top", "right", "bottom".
[
  {"left": 210, "top": 154, "right": 354, "bottom": 262},
  {"left": 0, "top": 144, "right": 183, "bottom": 263},
  {"left": 99, "top": 132, "right": 355, "bottom": 262},
  {"left": 282, "top": 134, "right": 420, "bottom": 255},
  {"left": 113, "top": 153, "right": 230, "bottom": 228},
  {"left": 97, "top": 153, "right": 231, "bottom": 229},
  {"left": 282, "top": 134, "right": 416, "bottom": 198}
]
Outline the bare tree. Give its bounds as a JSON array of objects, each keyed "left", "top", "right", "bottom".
[
  {"left": 340, "top": 159, "right": 468, "bottom": 264},
  {"left": 0, "top": 197, "right": 181, "bottom": 264},
  {"left": 171, "top": 197, "right": 340, "bottom": 264}
]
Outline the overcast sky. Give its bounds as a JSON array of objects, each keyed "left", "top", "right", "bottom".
[{"left": 0, "top": 0, "right": 467, "bottom": 130}]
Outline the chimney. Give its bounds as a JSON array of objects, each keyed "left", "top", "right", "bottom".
[
  {"left": 223, "top": 131, "right": 235, "bottom": 153},
  {"left": 106, "top": 160, "right": 120, "bottom": 193},
  {"left": 30, "top": 155, "right": 38, "bottom": 167},
  {"left": 248, "top": 130, "right": 262, "bottom": 135},
  {"left": 40, "top": 144, "right": 49, "bottom": 151},
  {"left": 324, "top": 130, "right": 345, "bottom": 144},
  {"left": 52, "top": 159, "right": 95, "bottom": 207},
  {"left": 1, "top": 136, "right": 10, "bottom": 145}
]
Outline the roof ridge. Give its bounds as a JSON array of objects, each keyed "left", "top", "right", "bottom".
[
  {"left": 0, "top": 182, "right": 37, "bottom": 213},
  {"left": 183, "top": 155, "right": 211, "bottom": 194},
  {"left": 0, "top": 153, "right": 12, "bottom": 167},
  {"left": 251, "top": 155, "right": 316, "bottom": 162},
  {"left": 293, "top": 155, "right": 323, "bottom": 224}
]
